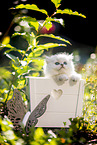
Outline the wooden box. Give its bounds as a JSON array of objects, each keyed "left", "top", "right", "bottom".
[{"left": 26, "top": 77, "right": 84, "bottom": 127}]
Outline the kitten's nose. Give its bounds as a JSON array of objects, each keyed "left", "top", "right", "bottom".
[{"left": 61, "top": 64, "right": 63, "bottom": 67}]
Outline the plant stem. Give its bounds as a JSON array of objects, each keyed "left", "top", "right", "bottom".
[{"left": 0, "top": 20, "right": 14, "bottom": 43}]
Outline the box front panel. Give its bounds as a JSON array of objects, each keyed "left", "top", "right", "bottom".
[
  {"left": 34, "top": 94, "right": 77, "bottom": 113},
  {"left": 36, "top": 112, "right": 75, "bottom": 127},
  {"left": 27, "top": 77, "right": 84, "bottom": 127},
  {"left": 30, "top": 78, "right": 80, "bottom": 94}
]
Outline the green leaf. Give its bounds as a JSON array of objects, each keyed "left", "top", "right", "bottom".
[
  {"left": 2, "top": 43, "right": 25, "bottom": 55},
  {"left": 17, "top": 65, "right": 32, "bottom": 76},
  {"left": 12, "top": 32, "right": 26, "bottom": 37},
  {"left": 5, "top": 53, "right": 19, "bottom": 63},
  {"left": 51, "top": 0, "right": 62, "bottom": 8},
  {"left": 47, "top": 17, "right": 65, "bottom": 26},
  {"left": 56, "top": 9, "right": 86, "bottom": 18},
  {"left": 2, "top": 36, "right": 10, "bottom": 45},
  {"left": 31, "top": 32, "right": 37, "bottom": 47},
  {"left": 37, "top": 34, "right": 71, "bottom": 45},
  {"left": 44, "top": 21, "right": 52, "bottom": 31},
  {"left": 34, "top": 50, "right": 44, "bottom": 57},
  {"left": 0, "top": 67, "right": 11, "bottom": 80},
  {"left": 15, "top": 4, "right": 48, "bottom": 16},
  {"left": 39, "top": 42, "right": 67, "bottom": 48},
  {"left": 0, "top": 44, "right": 17, "bottom": 53},
  {"left": 44, "top": 17, "right": 64, "bottom": 31},
  {"left": 32, "top": 72, "right": 40, "bottom": 77},
  {"left": 21, "top": 16, "right": 39, "bottom": 31},
  {"left": 34, "top": 128, "right": 44, "bottom": 140},
  {"left": 40, "top": 18, "right": 53, "bottom": 31},
  {"left": 33, "top": 43, "right": 67, "bottom": 54},
  {"left": 32, "top": 59, "right": 45, "bottom": 70},
  {"left": 17, "top": 49, "right": 25, "bottom": 55}
]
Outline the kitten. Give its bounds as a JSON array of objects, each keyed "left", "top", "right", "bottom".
[{"left": 44, "top": 53, "right": 81, "bottom": 85}]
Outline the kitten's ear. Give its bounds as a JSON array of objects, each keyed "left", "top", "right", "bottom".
[
  {"left": 69, "top": 53, "right": 74, "bottom": 61},
  {"left": 45, "top": 56, "right": 50, "bottom": 64}
]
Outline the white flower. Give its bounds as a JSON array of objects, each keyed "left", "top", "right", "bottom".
[
  {"left": 4, "top": 130, "right": 15, "bottom": 140},
  {"left": 20, "top": 61, "right": 27, "bottom": 66},
  {"left": 48, "top": 130, "right": 57, "bottom": 138},
  {"left": 16, "top": 139, "right": 24, "bottom": 145}
]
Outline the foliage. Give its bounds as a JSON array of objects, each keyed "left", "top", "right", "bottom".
[
  {"left": 58, "top": 117, "right": 97, "bottom": 145},
  {"left": 0, "top": 116, "right": 97, "bottom": 145},
  {"left": 82, "top": 53, "right": 97, "bottom": 125},
  {"left": 0, "top": 117, "right": 24, "bottom": 145}
]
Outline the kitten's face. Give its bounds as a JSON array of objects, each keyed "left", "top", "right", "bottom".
[{"left": 45, "top": 53, "right": 74, "bottom": 76}]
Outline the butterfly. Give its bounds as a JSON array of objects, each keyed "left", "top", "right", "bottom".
[{"left": 7, "top": 89, "right": 50, "bottom": 133}]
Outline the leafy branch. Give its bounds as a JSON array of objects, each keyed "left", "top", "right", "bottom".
[
  {"left": 13, "top": 0, "right": 86, "bottom": 33},
  {"left": 0, "top": 0, "right": 86, "bottom": 103}
]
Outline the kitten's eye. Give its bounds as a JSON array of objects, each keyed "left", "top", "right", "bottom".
[
  {"left": 55, "top": 62, "right": 60, "bottom": 65},
  {"left": 64, "top": 62, "right": 67, "bottom": 65}
]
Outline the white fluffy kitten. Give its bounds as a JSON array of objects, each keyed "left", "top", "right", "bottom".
[{"left": 44, "top": 53, "right": 81, "bottom": 85}]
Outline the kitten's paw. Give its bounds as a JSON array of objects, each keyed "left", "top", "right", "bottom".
[
  {"left": 53, "top": 74, "right": 69, "bottom": 85},
  {"left": 70, "top": 74, "right": 81, "bottom": 82},
  {"left": 63, "top": 75, "right": 69, "bottom": 81},
  {"left": 59, "top": 75, "right": 68, "bottom": 81}
]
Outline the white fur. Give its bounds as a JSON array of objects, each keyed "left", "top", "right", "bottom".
[{"left": 44, "top": 53, "right": 81, "bottom": 85}]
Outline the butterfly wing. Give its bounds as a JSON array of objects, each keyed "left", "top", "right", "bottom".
[
  {"left": 7, "top": 89, "right": 25, "bottom": 131},
  {"left": 25, "top": 95, "right": 50, "bottom": 134}
]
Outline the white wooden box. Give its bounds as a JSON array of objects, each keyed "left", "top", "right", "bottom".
[{"left": 26, "top": 77, "right": 84, "bottom": 127}]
